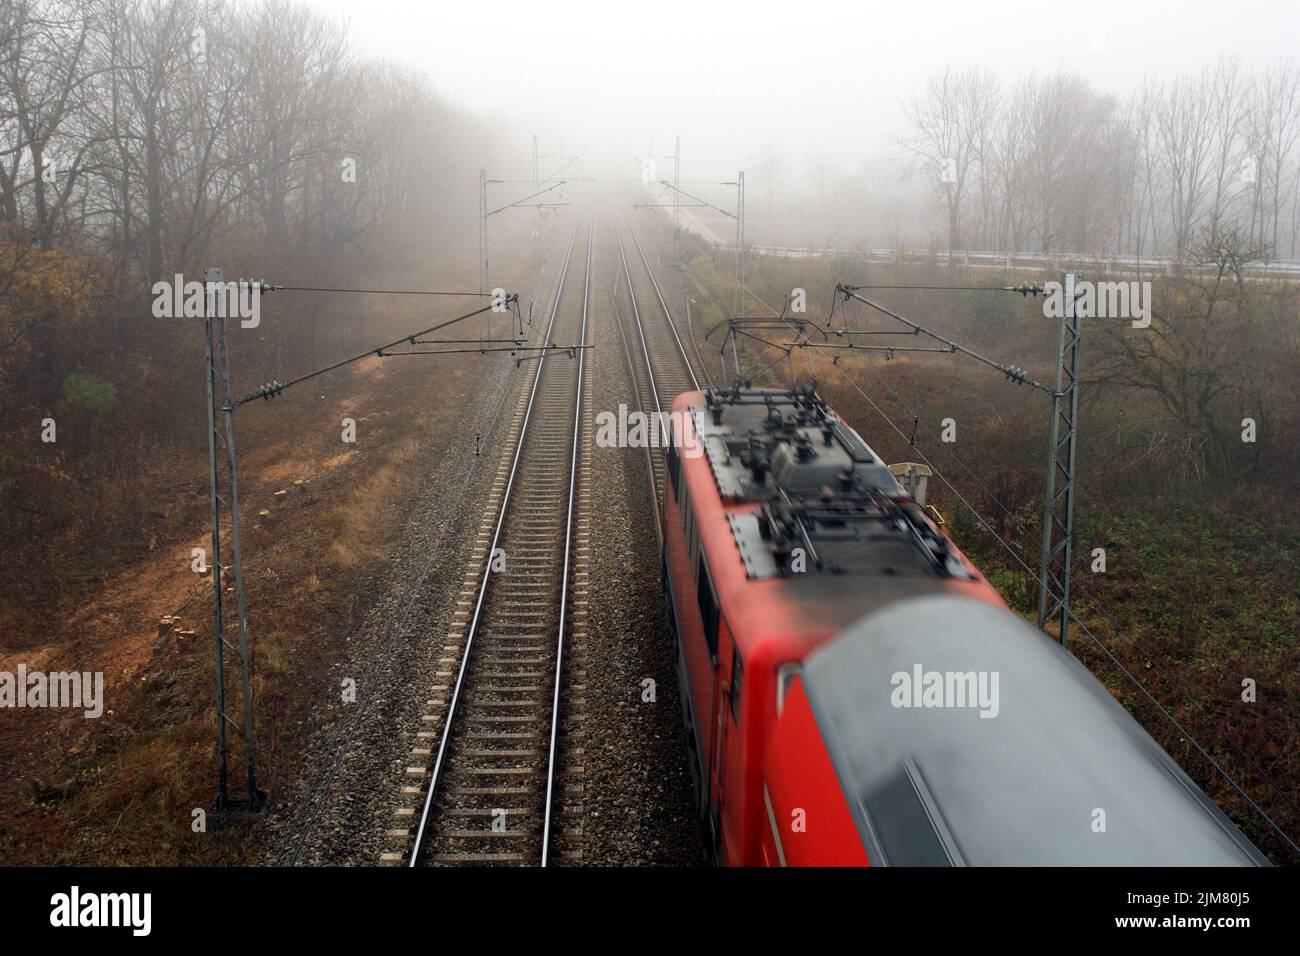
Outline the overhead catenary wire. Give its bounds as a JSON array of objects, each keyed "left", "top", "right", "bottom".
[
  {"left": 409, "top": 338, "right": 524, "bottom": 345},
  {"left": 623, "top": 210, "right": 704, "bottom": 391},
  {"left": 1067, "top": 574, "right": 1300, "bottom": 822},
  {"left": 278, "top": 355, "right": 521, "bottom": 867},
  {"left": 825, "top": 287, "right": 1097, "bottom": 562},
  {"left": 277, "top": 193, "right": 569, "bottom": 866},
  {"left": 233, "top": 299, "right": 516, "bottom": 407},
  {"left": 788, "top": 342, "right": 958, "bottom": 354},
  {"left": 835, "top": 285, "right": 1048, "bottom": 391},
  {"left": 408, "top": 208, "right": 585, "bottom": 867},
  {"left": 718, "top": 263, "right": 1300, "bottom": 854},
  {"left": 538, "top": 154, "right": 580, "bottom": 186},
  {"left": 379, "top": 344, "right": 592, "bottom": 357},
  {"left": 276, "top": 286, "right": 495, "bottom": 296},
  {"left": 734, "top": 276, "right": 1046, "bottom": 555},
  {"left": 827, "top": 291, "right": 1299, "bottom": 826},
  {"left": 825, "top": 320, "right": 1300, "bottom": 822},
  {"left": 831, "top": 328, "right": 930, "bottom": 335},
  {"left": 650, "top": 179, "right": 736, "bottom": 221},
  {"left": 837, "top": 283, "right": 1045, "bottom": 292},
  {"left": 487, "top": 179, "right": 568, "bottom": 218},
  {"left": 829, "top": 320, "right": 1049, "bottom": 558},
  {"left": 684, "top": 234, "right": 785, "bottom": 317},
  {"left": 826, "top": 359, "right": 1299, "bottom": 857}
]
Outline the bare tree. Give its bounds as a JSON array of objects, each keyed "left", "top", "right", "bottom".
[
  {"left": 1250, "top": 62, "right": 1300, "bottom": 257},
  {"left": 899, "top": 65, "right": 999, "bottom": 252},
  {"left": 1088, "top": 226, "right": 1274, "bottom": 481},
  {"left": 0, "top": 0, "right": 97, "bottom": 249},
  {"left": 1154, "top": 73, "right": 1214, "bottom": 261}
]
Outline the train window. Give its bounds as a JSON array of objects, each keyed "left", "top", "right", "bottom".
[
  {"left": 697, "top": 558, "right": 719, "bottom": 662},
  {"left": 729, "top": 649, "right": 744, "bottom": 722},
  {"left": 678, "top": 452, "right": 689, "bottom": 528},
  {"left": 667, "top": 425, "right": 680, "bottom": 499},
  {"left": 686, "top": 504, "right": 696, "bottom": 564}
]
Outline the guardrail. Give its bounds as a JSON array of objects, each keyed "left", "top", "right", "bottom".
[{"left": 737, "top": 244, "right": 1300, "bottom": 278}]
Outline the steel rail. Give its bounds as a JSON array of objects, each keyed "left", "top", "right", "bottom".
[
  {"left": 611, "top": 209, "right": 669, "bottom": 545},
  {"left": 408, "top": 214, "right": 582, "bottom": 867},
  {"left": 608, "top": 270, "right": 664, "bottom": 548},
  {"left": 614, "top": 212, "right": 667, "bottom": 422},
  {"left": 623, "top": 213, "right": 703, "bottom": 392},
  {"left": 684, "top": 297, "right": 709, "bottom": 389},
  {"left": 540, "top": 209, "right": 593, "bottom": 866}
]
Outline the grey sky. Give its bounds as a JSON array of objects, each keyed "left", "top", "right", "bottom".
[{"left": 304, "top": 0, "right": 1298, "bottom": 181}]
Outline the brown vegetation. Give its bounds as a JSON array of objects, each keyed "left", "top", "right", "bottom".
[{"left": 0, "top": 0, "right": 528, "bottom": 863}]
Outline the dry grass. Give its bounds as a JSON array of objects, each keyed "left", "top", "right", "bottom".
[
  {"left": 0, "top": 220, "right": 555, "bottom": 865},
  {"left": 323, "top": 436, "right": 420, "bottom": 571},
  {"left": 0, "top": 362, "right": 467, "bottom": 864}
]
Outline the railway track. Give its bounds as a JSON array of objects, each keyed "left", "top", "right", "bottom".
[
  {"left": 383, "top": 208, "right": 593, "bottom": 867},
  {"left": 612, "top": 208, "right": 711, "bottom": 519}
]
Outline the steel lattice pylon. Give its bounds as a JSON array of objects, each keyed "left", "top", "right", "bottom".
[
  {"left": 1037, "top": 272, "right": 1083, "bottom": 645},
  {"left": 734, "top": 171, "right": 745, "bottom": 318},
  {"left": 478, "top": 169, "right": 488, "bottom": 294},
  {"left": 203, "top": 268, "right": 264, "bottom": 814}
]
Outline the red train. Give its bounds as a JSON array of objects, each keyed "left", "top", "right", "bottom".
[{"left": 662, "top": 385, "right": 1266, "bottom": 866}]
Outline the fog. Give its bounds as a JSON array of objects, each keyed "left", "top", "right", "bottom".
[
  {"left": 1, "top": 0, "right": 1296, "bottom": 873},
  {"left": 5, "top": 0, "right": 1297, "bottom": 259},
  {"left": 305, "top": 0, "right": 1296, "bottom": 164}
]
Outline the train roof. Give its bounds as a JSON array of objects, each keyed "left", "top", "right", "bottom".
[
  {"left": 674, "top": 386, "right": 1004, "bottom": 659},
  {"left": 801, "top": 594, "right": 1268, "bottom": 866},
  {"left": 686, "top": 385, "right": 970, "bottom": 581}
]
